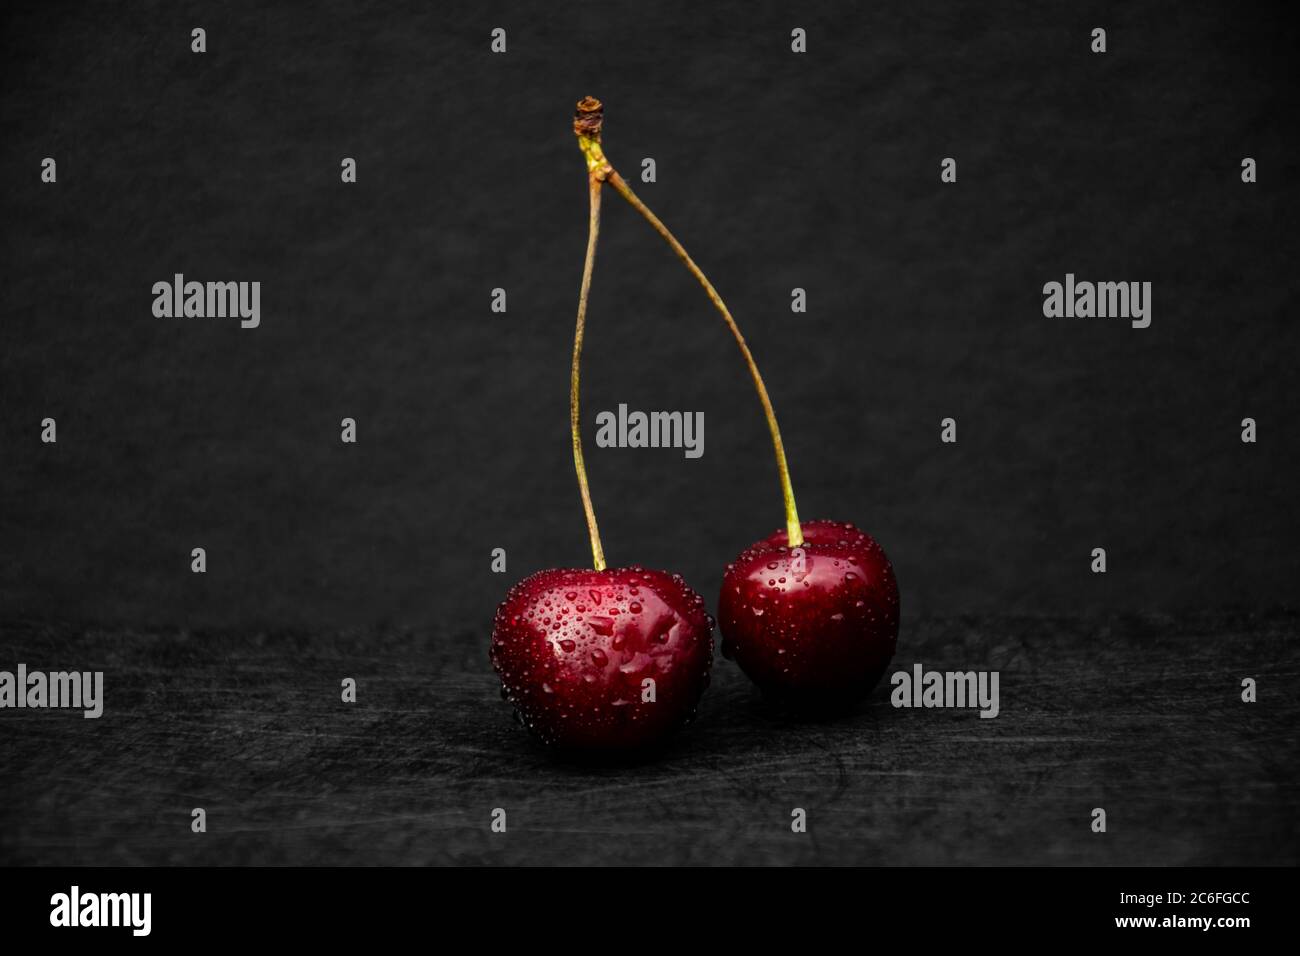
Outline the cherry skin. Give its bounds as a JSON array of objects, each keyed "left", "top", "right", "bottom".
[
  {"left": 718, "top": 520, "right": 899, "bottom": 705},
  {"left": 491, "top": 566, "right": 714, "bottom": 753}
]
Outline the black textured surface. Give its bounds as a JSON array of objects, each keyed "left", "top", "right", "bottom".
[{"left": 2, "top": 611, "right": 1296, "bottom": 865}]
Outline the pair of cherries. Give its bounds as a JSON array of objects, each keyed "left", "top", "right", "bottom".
[
  {"left": 492, "top": 521, "right": 899, "bottom": 752},
  {"left": 489, "top": 99, "right": 900, "bottom": 754}
]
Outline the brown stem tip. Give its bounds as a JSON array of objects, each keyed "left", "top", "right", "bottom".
[{"left": 574, "top": 96, "right": 604, "bottom": 140}]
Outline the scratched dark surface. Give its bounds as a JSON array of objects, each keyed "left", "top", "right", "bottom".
[{"left": 1, "top": 610, "right": 1295, "bottom": 866}]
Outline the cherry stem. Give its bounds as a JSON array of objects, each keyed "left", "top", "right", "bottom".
[
  {"left": 571, "top": 173, "right": 607, "bottom": 571},
  {"left": 604, "top": 170, "right": 804, "bottom": 547}
]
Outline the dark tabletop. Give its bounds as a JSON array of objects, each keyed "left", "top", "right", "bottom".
[{"left": 2, "top": 610, "right": 1295, "bottom": 866}]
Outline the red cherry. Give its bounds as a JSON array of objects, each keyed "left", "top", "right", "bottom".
[
  {"left": 718, "top": 520, "right": 899, "bottom": 704},
  {"left": 491, "top": 566, "right": 714, "bottom": 752}
]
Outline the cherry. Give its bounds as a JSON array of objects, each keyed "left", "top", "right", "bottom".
[
  {"left": 718, "top": 520, "right": 899, "bottom": 703},
  {"left": 491, "top": 567, "right": 713, "bottom": 751}
]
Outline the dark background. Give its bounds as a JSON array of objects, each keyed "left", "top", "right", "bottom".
[{"left": 1, "top": 1, "right": 1297, "bottom": 866}]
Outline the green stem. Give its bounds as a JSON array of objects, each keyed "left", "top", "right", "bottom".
[{"left": 570, "top": 174, "right": 607, "bottom": 571}]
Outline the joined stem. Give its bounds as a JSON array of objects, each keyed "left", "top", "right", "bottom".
[{"left": 569, "top": 94, "right": 803, "bottom": 559}]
